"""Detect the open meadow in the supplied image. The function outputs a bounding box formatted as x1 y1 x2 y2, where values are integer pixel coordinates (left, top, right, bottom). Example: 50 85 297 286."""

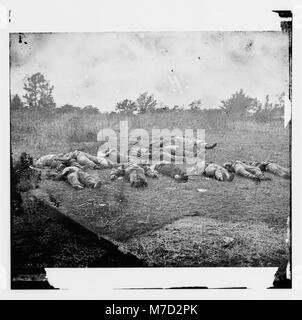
11 109 291 267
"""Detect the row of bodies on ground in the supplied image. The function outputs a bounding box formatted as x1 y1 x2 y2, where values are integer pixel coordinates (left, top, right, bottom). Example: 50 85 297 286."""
27 136 290 190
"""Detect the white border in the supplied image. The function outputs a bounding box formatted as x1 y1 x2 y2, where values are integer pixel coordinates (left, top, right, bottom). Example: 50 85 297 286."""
1 0 302 300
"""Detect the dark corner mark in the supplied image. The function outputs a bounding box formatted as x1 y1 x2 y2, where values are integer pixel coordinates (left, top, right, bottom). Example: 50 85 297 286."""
12 281 57 290
272 10 292 18
273 10 293 41
270 264 292 289
18 33 27 45
11 268 57 290
272 10 293 36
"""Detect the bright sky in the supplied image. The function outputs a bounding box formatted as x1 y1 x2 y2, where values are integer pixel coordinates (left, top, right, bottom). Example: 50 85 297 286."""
10 31 289 111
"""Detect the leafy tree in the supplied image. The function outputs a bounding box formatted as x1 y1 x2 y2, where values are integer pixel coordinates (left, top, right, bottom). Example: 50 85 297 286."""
11 94 24 111
154 102 170 113
55 104 81 114
248 97 262 114
81 105 100 114
264 94 273 111
189 99 202 110
275 92 285 116
253 93 285 122
108 111 117 116
23 72 56 111
172 105 183 111
115 99 137 115
219 89 255 121
136 92 157 114
157 106 170 112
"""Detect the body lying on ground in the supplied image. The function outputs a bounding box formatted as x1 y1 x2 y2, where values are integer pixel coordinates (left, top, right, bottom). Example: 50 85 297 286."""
150 162 188 182
203 163 235 181
35 154 63 167
35 150 113 170
249 161 290 179
98 137 217 164
148 135 217 149
223 160 271 181
110 162 188 187
110 163 153 188
55 166 102 190
148 138 217 160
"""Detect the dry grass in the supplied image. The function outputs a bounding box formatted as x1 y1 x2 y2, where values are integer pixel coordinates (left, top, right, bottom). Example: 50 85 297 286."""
11 109 226 159
125 217 287 267
11 109 290 267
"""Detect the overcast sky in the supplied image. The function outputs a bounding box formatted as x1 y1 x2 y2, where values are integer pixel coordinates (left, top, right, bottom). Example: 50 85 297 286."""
10 31 289 111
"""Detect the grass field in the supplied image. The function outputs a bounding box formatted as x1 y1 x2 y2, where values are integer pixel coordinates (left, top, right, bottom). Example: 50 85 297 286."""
11 110 290 268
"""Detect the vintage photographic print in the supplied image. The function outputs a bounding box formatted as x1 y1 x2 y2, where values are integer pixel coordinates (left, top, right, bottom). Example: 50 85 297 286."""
9 12 292 289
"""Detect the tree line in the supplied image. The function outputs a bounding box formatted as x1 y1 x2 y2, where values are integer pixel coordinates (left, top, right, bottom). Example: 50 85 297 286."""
11 72 285 122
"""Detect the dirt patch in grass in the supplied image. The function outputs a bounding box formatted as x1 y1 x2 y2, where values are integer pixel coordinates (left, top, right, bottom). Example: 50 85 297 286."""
124 216 288 267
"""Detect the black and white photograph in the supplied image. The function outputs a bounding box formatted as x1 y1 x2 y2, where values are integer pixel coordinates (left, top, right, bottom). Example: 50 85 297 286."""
1 0 301 298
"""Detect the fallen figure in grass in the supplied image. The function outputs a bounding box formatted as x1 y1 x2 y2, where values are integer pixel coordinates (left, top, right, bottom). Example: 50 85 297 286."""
248 161 290 179
146 161 234 183
203 162 235 182
110 162 189 187
150 163 188 182
35 150 114 170
54 166 102 190
110 163 156 188
223 160 271 181
35 149 189 188
98 137 218 164
35 151 105 189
